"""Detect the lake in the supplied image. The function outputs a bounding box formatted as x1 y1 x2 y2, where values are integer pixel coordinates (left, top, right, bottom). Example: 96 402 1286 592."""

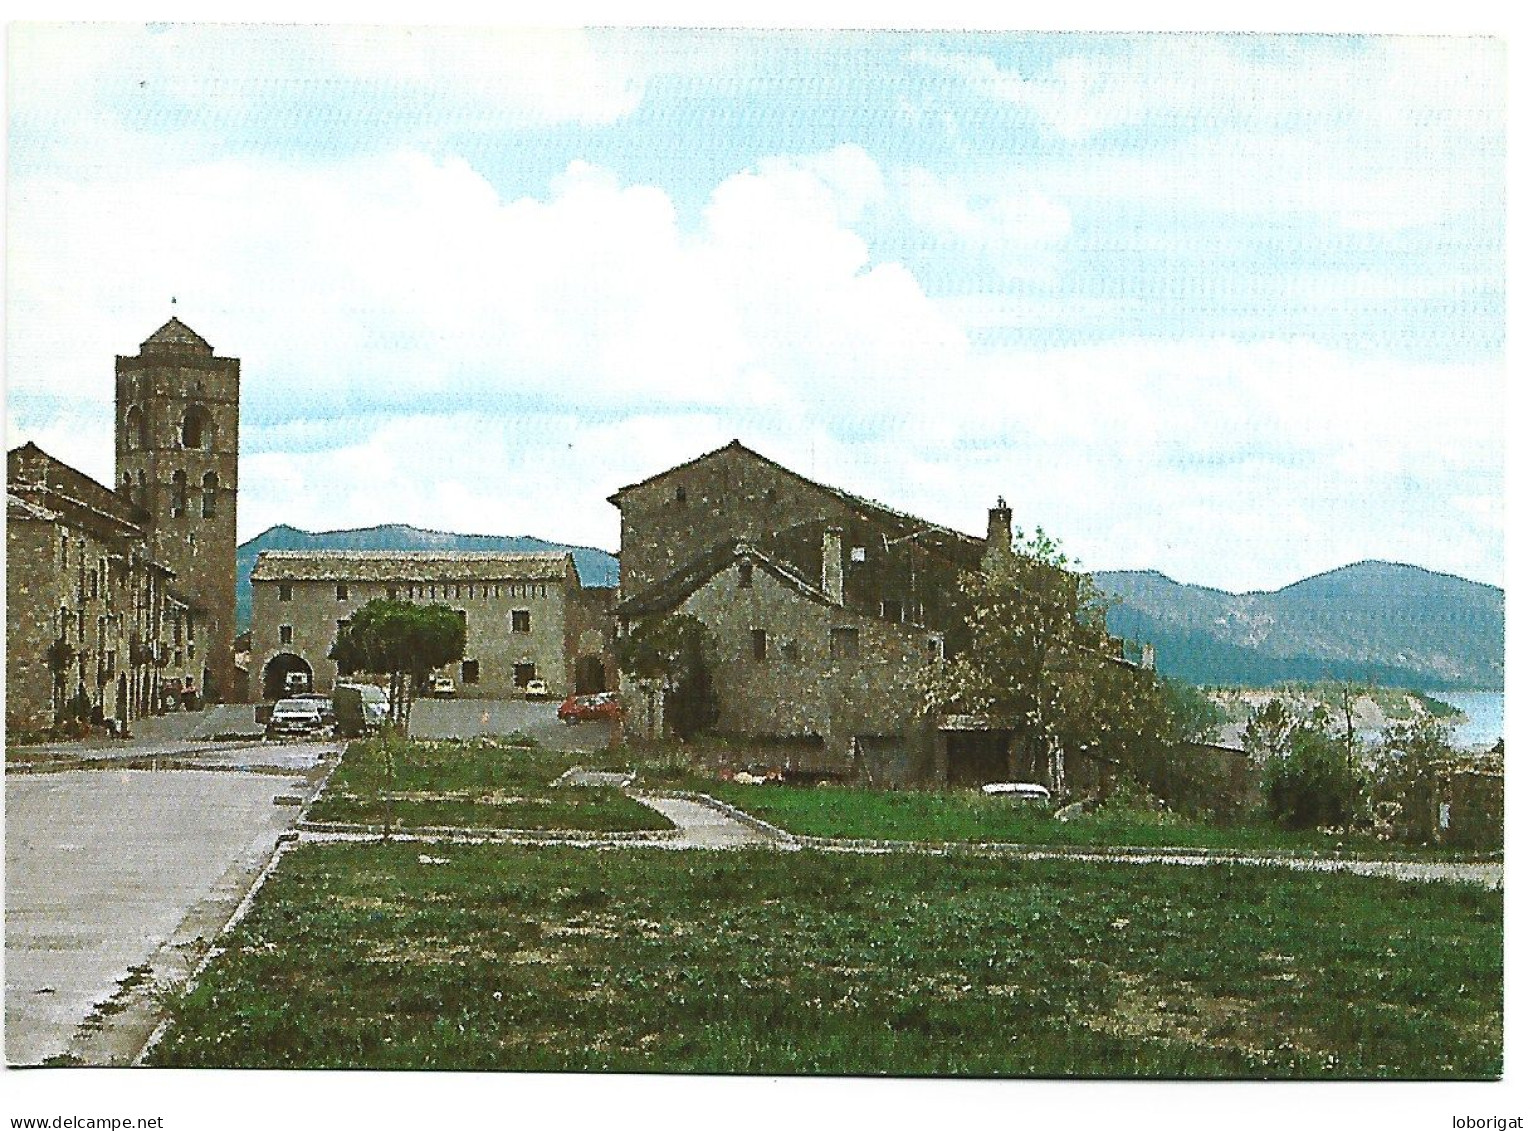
1435 690 1504 748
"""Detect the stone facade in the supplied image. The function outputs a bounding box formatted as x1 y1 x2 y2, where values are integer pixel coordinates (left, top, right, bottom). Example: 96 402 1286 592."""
609 440 1005 643
249 551 582 699
611 440 1014 783
669 546 944 785
115 317 240 701
5 451 207 735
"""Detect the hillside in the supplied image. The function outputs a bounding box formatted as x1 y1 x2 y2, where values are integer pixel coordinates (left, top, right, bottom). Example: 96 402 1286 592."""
1095 561 1503 690
236 524 619 631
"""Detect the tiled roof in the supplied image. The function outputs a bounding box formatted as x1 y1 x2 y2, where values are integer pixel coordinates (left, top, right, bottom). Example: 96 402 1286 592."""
8 491 59 522
607 439 985 549
616 541 836 620
251 550 574 584
142 316 212 352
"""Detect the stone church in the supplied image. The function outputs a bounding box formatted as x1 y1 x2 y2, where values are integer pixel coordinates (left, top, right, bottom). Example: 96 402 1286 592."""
6 318 239 733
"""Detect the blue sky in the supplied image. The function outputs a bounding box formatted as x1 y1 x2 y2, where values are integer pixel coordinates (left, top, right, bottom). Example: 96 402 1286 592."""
6 25 1505 591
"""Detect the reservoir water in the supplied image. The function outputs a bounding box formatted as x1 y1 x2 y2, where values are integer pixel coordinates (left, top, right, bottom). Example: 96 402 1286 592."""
1435 691 1504 748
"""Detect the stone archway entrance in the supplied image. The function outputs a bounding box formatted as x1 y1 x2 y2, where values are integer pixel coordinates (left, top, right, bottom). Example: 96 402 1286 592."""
262 653 313 700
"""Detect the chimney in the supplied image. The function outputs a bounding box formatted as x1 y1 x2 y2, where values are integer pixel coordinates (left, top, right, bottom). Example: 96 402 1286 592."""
822 527 844 606
985 496 1013 560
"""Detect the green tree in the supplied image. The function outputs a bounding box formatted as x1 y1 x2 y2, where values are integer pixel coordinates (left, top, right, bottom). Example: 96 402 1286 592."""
616 613 718 741
1245 699 1362 830
1369 717 1454 842
329 599 467 730
923 527 1186 794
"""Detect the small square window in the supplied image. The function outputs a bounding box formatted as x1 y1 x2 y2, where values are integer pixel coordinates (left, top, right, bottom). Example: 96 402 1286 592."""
279 625 293 645
336 583 349 601
462 659 480 684
279 583 292 602
750 629 767 662
512 609 531 633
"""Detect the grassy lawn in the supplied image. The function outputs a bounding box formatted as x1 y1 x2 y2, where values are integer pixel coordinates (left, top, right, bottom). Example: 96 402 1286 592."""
691 780 1490 859
147 842 1501 1077
308 737 671 834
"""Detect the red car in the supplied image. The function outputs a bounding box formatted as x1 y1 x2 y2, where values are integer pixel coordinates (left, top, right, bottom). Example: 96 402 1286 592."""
557 692 624 724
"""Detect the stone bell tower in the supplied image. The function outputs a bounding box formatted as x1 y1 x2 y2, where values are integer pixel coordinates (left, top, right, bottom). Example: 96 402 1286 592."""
115 317 239 701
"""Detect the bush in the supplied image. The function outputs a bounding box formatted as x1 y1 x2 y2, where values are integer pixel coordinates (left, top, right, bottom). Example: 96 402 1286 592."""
1262 722 1363 831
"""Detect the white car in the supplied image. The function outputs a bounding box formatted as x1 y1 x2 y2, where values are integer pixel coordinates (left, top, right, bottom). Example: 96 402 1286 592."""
524 678 550 700
268 698 325 737
430 675 456 699
980 782 1052 802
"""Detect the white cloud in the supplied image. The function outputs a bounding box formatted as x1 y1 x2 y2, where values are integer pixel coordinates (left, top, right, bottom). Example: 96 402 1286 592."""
917 36 1503 232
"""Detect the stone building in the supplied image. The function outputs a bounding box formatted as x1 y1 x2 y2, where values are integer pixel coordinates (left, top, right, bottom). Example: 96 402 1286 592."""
609 440 1004 646
248 550 586 699
610 441 1014 784
6 446 208 735
114 317 240 701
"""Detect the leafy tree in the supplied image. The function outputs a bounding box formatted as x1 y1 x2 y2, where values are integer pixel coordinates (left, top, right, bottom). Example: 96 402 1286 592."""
329 599 466 730
616 613 718 741
1245 699 1363 830
923 527 1198 796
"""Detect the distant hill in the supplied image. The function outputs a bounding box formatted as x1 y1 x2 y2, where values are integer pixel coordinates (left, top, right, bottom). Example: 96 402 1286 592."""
1094 561 1503 690
236 523 619 631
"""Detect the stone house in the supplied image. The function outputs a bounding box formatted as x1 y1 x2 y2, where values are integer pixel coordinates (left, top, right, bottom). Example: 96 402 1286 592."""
6 445 208 735
610 441 1014 784
620 536 946 784
248 550 585 699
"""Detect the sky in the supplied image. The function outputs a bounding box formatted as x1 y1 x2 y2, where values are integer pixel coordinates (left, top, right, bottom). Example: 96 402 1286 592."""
5 24 1506 593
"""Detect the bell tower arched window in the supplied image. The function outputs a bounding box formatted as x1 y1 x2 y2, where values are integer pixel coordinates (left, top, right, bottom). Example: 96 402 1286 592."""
181 405 212 451
124 405 147 450
201 471 218 518
170 471 188 518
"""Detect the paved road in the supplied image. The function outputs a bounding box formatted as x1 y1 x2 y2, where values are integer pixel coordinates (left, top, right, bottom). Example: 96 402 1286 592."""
4 741 334 1065
409 697 613 751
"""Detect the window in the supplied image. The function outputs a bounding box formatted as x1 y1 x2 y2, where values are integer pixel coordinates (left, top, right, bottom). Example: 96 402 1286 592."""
751 629 767 662
783 639 800 662
738 561 754 588
279 583 292 602
674 485 687 504
462 659 480 684
512 609 531 633
201 472 218 518
181 405 212 450
831 627 860 660
279 625 293 645
170 471 188 518
124 405 146 450
60 534 69 568
513 663 536 688
336 583 349 601
928 637 944 662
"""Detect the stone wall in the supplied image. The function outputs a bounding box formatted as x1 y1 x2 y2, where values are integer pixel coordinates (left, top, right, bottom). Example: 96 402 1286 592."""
677 556 941 783
250 569 577 700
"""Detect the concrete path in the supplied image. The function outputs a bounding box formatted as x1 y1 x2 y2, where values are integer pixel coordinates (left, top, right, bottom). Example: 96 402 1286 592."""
4 743 335 1065
632 794 789 849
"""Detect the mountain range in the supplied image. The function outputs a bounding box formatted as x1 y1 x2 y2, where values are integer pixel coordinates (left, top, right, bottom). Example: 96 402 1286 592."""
1094 561 1503 690
236 526 1502 690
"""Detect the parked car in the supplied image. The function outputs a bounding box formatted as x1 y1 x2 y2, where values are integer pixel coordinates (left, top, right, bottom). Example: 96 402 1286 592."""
267 697 325 737
333 683 389 736
980 782 1052 803
430 675 456 699
523 678 551 700
557 692 623 724
283 670 311 696
293 693 335 727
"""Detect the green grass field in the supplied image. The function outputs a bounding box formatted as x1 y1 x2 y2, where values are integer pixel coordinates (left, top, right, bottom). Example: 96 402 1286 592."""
693 781 1483 859
308 737 671 833
148 843 1501 1077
